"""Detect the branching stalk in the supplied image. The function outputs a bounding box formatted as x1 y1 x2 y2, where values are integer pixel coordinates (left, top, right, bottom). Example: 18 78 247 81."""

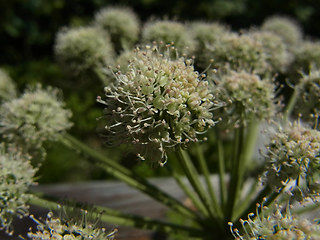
61 134 197 220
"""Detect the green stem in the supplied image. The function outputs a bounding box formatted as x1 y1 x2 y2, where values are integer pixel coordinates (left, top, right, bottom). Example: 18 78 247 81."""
232 180 259 220
217 137 226 211
283 87 299 123
225 126 244 221
176 148 217 221
61 134 196 220
28 193 203 237
195 143 222 218
169 166 209 217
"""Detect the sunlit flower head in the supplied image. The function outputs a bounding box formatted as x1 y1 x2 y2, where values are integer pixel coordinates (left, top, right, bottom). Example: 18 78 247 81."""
98 45 218 165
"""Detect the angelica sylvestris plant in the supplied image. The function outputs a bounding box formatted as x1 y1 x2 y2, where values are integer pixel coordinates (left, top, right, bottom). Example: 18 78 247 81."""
0 144 37 235
2 6 320 240
97 45 217 165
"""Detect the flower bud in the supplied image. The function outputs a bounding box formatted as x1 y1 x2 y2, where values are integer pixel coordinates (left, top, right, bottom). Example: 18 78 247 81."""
142 20 196 56
94 6 140 52
55 26 114 77
0 85 72 158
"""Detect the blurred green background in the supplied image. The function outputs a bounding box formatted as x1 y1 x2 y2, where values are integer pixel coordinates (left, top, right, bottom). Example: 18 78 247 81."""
1 0 319 183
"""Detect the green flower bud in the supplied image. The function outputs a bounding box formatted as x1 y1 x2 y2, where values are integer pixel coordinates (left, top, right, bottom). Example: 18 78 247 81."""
261 15 302 50
55 26 114 77
0 144 36 235
188 21 230 69
263 122 320 201
94 6 140 52
230 202 320 239
0 85 73 158
28 211 117 239
0 69 16 101
248 30 291 73
142 20 196 56
212 70 276 128
98 45 217 165
208 32 268 74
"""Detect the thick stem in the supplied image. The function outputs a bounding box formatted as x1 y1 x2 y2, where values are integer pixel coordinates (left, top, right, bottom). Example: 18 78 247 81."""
168 164 209 217
283 87 299 123
225 126 244 221
176 148 219 224
195 143 222 218
217 137 227 211
61 134 197 220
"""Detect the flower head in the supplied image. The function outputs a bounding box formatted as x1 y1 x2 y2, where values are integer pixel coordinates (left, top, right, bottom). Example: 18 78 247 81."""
28 210 117 240
0 85 72 158
229 202 320 240
0 69 16 101
263 122 320 201
248 30 291 73
94 6 140 52
261 15 302 49
207 32 268 74
212 70 276 128
188 21 230 69
0 144 36 235
98 45 217 165
142 20 196 55
55 26 114 77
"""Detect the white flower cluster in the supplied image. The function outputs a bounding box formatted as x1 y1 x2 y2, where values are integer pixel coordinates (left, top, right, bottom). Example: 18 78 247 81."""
0 85 72 159
0 144 36 235
263 122 320 201
28 211 117 240
98 45 217 164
